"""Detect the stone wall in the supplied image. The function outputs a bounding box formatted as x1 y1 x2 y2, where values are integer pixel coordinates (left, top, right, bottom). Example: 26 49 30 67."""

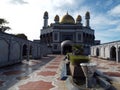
0 32 48 67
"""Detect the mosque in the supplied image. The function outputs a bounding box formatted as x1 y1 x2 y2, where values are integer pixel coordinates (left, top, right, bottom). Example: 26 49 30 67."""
40 11 99 55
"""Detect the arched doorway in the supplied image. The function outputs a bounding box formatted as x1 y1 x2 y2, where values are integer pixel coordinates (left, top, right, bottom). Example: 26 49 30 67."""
110 46 116 61
29 46 33 59
61 40 73 55
118 47 120 62
22 44 27 59
63 45 72 55
96 48 99 56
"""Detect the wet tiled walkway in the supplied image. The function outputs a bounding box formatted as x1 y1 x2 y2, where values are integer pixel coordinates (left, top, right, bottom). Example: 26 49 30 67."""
91 57 120 89
1 55 120 90
0 55 67 90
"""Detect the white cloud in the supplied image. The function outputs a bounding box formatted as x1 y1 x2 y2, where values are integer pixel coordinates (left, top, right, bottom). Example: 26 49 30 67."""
10 0 28 4
0 0 85 40
90 13 120 31
109 24 120 32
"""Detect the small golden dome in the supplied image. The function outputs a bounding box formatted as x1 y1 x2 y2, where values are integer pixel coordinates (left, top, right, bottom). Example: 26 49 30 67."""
76 15 82 21
61 13 75 24
54 15 59 21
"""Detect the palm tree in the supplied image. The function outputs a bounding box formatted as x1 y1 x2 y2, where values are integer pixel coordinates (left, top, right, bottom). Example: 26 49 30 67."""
0 18 11 32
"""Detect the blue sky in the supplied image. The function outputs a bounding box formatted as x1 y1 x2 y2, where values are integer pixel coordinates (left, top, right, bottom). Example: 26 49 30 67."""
0 0 120 43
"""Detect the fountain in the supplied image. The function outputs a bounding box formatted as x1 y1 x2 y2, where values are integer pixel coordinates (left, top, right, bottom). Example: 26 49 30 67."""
80 63 97 88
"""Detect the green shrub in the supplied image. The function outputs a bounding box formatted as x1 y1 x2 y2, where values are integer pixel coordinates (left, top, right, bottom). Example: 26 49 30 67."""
69 54 89 65
72 44 84 55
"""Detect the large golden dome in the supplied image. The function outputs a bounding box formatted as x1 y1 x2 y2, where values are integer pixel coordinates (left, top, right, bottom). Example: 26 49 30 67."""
60 13 75 24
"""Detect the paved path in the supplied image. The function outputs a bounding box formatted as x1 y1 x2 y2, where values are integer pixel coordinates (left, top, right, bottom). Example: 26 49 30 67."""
1 55 120 90
0 55 67 90
90 57 120 89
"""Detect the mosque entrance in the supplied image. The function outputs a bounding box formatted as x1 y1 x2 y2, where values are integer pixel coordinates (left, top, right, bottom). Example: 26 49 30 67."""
63 45 72 55
110 46 116 61
61 40 73 55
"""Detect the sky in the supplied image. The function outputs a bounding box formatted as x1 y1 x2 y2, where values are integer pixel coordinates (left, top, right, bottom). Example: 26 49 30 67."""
0 0 120 43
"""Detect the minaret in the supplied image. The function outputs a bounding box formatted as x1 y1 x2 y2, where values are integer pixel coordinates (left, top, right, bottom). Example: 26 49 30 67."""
85 11 90 28
43 11 49 28
54 15 59 23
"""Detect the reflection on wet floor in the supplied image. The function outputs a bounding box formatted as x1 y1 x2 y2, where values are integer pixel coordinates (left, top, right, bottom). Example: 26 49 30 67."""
0 55 56 89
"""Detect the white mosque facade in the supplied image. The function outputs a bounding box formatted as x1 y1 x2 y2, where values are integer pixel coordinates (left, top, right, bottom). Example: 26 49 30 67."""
40 11 98 55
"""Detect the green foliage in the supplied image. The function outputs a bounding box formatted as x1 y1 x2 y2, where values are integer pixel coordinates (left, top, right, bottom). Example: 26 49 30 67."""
15 33 28 40
69 54 89 65
0 18 11 32
72 44 84 55
0 18 8 24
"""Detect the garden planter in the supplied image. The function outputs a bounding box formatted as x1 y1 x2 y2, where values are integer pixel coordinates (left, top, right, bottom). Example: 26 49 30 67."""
69 63 85 80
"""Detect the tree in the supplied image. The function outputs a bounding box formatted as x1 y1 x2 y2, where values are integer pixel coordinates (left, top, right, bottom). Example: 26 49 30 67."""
15 33 28 40
0 18 11 32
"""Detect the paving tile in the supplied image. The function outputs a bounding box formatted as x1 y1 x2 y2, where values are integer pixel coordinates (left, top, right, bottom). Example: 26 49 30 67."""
2 70 24 76
103 71 120 77
45 65 59 69
19 81 54 90
97 67 109 69
49 62 60 65
0 80 4 86
37 71 56 76
16 76 29 80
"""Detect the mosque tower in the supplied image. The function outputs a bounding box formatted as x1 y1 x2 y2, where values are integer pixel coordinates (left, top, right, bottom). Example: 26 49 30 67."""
43 11 49 28
85 11 90 28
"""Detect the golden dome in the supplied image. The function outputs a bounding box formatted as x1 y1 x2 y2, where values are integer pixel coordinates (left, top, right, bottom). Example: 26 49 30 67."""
54 15 59 21
76 15 82 21
60 13 75 24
